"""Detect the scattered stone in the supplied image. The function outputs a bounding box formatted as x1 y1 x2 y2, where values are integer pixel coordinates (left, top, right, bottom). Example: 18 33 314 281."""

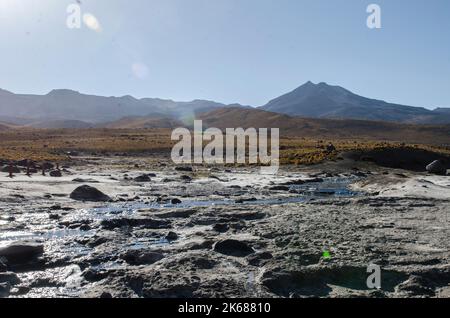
72 178 99 183
396 275 435 296
42 162 54 170
269 186 290 191
212 223 229 233
175 166 193 172
1 166 20 173
213 239 254 257
49 170 62 177
70 185 111 202
134 174 152 182
165 232 178 241
235 198 257 204
426 160 447 175
120 250 164 265
326 143 336 152
171 198 182 205
247 252 273 266
0 282 10 297
0 257 7 272
100 292 113 298
0 272 20 285
0 242 44 265
180 175 192 182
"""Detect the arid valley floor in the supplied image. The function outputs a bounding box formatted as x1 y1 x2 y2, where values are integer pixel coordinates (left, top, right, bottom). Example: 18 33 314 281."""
0 130 449 298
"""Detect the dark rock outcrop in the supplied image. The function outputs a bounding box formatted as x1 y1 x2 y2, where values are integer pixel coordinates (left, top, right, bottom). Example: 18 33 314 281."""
70 185 111 202
426 160 447 175
0 242 44 265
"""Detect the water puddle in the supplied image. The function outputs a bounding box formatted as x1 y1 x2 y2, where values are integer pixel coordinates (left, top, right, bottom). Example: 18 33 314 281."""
88 176 361 214
0 177 362 246
0 229 91 243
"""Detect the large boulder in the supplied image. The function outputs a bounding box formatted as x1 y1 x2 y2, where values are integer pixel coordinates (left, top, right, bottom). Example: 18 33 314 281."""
213 239 254 257
70 185 111 202
49 170 62 177
0 242 44 265
134 174 152 182
426 160 447 175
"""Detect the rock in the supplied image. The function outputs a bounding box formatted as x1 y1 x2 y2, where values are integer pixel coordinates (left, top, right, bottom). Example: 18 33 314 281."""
1 166 20 173
134 174 152 182
67 151 79 157
213 239 254 257
235 198 257 204
0 282 11 297
0 257 7 272
175 166 193 172
42 162 54 170
269 186 290 191
171 198 182 205
120 250 164 265
247 252 273 266
326 143 336 152
49 214 60 220
0 272 20 285
72 178 99 183
396 275 435 296
212 223 229 233
49 170 62 177
186 240 214 250
100 292 113 298
0 242 44 265
180 175 192 182
16 159 36 168
82 268 111 282
426 160 447 175
165 232 178 241
70 185 111 202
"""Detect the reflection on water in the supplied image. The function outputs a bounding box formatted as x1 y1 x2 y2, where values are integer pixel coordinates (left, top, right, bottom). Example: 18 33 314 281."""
0 177 362 245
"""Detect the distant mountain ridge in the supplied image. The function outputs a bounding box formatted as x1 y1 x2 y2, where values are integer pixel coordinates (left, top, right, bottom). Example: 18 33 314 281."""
260 81 450 124
0 82 449 128
0 89 241 125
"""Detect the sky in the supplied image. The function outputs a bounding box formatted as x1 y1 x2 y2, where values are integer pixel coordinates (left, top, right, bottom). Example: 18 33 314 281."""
0 0 449 109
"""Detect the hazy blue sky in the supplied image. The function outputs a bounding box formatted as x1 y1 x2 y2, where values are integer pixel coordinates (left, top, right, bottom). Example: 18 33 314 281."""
0 0 449 108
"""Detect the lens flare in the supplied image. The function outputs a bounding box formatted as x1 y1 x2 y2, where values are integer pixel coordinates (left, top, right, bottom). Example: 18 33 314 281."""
131 63 149 79
83 13 101 32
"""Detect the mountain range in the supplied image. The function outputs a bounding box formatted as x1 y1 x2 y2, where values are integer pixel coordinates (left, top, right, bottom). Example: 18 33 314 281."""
0 82 449 129
260 82 450 124
0 88 239 127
